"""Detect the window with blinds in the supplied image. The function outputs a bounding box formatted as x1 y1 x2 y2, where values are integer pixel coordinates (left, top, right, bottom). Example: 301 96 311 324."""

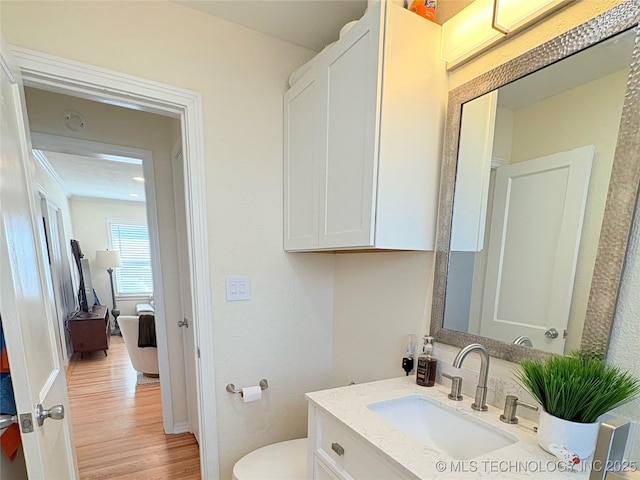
108 220 153 296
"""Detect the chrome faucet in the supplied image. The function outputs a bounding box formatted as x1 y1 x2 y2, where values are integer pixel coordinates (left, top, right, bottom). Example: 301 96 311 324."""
513 335 533 347
453 343 490 411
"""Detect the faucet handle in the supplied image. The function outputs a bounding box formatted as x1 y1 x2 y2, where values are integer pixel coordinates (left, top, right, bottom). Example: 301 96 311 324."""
499 395 538 424
442 373 463 401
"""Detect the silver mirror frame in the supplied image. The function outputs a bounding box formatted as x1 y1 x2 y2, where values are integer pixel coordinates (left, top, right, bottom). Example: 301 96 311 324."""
431 1 640 362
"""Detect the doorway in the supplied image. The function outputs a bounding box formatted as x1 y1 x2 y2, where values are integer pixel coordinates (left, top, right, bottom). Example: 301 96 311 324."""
24 86 201 474
11 46 218 477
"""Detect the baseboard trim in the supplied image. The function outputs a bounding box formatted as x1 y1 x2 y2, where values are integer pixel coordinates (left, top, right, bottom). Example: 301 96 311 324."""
172 422 191 435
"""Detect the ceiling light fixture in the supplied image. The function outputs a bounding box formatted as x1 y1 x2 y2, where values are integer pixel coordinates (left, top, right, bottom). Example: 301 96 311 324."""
129 193 139 197
132 176 145 182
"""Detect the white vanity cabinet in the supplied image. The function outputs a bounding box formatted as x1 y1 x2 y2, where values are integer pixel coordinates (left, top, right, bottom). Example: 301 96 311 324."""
284 1 446 252
308 404 413 480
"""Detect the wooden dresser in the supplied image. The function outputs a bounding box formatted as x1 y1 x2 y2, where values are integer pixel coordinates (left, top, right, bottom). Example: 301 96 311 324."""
68 305 110 357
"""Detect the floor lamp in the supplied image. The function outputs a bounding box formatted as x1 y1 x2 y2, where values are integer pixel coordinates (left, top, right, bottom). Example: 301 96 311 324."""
96 249 122 335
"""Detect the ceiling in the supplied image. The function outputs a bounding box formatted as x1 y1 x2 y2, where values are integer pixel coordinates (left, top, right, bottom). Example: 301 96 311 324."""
37 150 146 202
173 0 368 51
498 28 635 110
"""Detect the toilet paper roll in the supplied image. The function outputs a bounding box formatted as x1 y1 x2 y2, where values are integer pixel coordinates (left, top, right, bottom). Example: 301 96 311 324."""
242 386 262 403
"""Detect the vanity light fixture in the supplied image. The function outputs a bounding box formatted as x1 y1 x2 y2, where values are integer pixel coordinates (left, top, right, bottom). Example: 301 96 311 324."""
492 0 573 34
441 0 505 65
132 176 144 182
441 0 573 66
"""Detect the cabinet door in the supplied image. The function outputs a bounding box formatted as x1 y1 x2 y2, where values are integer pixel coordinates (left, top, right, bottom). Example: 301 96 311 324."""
450 91 498 252
284 75 321 250
319 15 382 249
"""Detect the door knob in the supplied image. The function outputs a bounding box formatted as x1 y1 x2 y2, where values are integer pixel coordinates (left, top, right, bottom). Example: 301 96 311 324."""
0 414 17 430
178 318 189 328
545 328 559 339
36 403 65 426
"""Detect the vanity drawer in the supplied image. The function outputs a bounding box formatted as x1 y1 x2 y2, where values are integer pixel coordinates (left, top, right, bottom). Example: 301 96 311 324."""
315 411 404 479
313 456 342 480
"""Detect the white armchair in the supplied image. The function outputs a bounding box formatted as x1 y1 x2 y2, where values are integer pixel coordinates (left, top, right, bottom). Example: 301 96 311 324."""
118 315 159 377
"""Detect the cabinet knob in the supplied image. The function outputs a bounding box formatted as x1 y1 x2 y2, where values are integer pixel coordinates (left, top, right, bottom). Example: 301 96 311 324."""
331 442 345 456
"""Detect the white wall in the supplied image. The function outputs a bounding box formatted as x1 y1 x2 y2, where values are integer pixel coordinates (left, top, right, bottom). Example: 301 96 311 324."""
492 106 514 161
1 3 335 477
332 252 433 385
608 195 640 461
68 197 148 316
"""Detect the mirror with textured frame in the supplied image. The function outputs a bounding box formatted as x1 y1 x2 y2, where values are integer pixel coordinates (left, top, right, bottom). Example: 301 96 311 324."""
431 1 640 362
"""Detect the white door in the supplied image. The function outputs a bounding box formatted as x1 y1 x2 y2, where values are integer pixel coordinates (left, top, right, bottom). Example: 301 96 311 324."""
479 146 593 353
0 40 78 478
172 146 200 443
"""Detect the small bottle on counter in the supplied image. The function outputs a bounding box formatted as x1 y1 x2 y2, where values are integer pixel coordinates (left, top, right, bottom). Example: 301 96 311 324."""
416 336 437 387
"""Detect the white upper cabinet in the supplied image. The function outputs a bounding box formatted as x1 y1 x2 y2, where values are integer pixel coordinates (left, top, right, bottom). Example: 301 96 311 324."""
284 1 446 251
450 91 498 252
285 75 322 250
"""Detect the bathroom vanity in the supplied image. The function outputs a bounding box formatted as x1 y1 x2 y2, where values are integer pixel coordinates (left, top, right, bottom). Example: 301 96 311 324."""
306 377 591 480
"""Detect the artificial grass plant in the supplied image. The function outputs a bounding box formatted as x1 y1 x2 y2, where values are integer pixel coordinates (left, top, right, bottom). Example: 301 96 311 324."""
515 352 640 424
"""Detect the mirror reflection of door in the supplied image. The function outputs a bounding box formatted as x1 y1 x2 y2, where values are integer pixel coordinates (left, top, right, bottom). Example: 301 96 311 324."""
442 28 634 354
478 147 593 354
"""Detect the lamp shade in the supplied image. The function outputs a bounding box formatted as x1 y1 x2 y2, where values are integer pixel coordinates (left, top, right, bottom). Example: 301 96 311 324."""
95 250 122 269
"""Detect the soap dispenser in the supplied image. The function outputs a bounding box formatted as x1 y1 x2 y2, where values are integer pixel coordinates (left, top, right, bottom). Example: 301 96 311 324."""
402 334 416 376
416 336 437 387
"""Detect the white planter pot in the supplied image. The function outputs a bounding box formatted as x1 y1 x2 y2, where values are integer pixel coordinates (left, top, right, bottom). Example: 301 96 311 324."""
537 410 600 459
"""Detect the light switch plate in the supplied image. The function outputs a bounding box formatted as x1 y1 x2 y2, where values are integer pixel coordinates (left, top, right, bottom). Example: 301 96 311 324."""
225 276 250 301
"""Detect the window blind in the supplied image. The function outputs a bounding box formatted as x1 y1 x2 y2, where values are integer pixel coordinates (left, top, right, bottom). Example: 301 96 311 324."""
109 222 153 295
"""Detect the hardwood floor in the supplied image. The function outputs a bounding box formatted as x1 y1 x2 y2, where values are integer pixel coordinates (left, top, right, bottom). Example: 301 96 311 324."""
66 336 200 479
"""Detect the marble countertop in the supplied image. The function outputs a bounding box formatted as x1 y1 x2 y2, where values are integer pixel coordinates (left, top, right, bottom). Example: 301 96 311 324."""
306 376 592 479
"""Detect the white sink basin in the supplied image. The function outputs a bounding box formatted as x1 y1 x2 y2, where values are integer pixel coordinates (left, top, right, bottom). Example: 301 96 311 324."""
368 395 517 460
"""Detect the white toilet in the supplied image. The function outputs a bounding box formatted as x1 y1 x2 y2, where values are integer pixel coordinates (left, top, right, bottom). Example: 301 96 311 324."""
232 438 307 480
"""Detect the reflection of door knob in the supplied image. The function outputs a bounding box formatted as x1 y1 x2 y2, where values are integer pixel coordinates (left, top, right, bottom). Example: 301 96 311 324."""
36 403 65 426
545 328 559 339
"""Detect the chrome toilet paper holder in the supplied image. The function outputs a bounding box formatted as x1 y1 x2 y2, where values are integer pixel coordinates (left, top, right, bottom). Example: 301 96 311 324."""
226 379 269 397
